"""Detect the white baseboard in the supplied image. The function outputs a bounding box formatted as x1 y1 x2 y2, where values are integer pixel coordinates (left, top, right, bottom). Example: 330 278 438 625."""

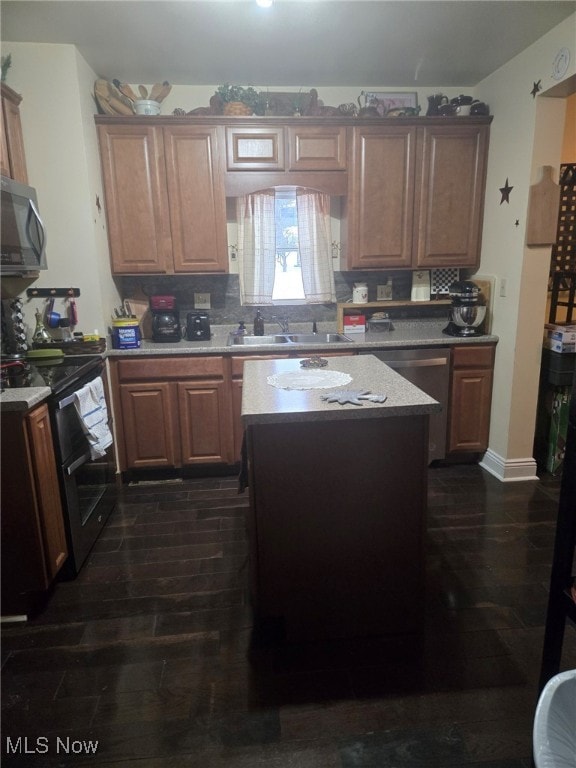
479 449 539 482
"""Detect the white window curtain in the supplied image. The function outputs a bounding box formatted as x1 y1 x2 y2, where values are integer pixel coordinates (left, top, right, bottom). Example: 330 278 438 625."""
236 188 336 305
236 190 276 306
296 189 336 303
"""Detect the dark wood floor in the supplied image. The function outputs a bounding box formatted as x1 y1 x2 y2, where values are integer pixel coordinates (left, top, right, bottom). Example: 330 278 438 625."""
2 464 575 767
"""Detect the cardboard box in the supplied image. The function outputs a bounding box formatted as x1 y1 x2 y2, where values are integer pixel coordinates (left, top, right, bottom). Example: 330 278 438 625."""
343 314 366 333
543 324 576 354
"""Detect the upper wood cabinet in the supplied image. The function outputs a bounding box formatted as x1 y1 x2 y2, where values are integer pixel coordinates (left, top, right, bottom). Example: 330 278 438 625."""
1 82 28 183
288 125 347 171
226 126 285 170
415 123 489 268
97 123 227 274
346 120 490 270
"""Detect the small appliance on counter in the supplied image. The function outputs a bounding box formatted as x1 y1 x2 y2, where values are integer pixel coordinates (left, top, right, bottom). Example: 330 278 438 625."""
186 312 211 341
150 295 181 343
443 280 487 337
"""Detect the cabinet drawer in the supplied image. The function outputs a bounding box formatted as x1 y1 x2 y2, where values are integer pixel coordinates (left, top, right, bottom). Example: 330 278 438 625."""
226 127 285 170
452 345 495 369
288 126 347 171
117 356 225 381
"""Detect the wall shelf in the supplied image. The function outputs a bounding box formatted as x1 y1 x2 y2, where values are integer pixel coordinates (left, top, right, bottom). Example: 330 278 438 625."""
336 300 451 332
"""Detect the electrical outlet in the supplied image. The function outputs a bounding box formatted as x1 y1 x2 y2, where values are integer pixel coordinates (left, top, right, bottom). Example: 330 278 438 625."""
194 292 211 309
377 283 393 301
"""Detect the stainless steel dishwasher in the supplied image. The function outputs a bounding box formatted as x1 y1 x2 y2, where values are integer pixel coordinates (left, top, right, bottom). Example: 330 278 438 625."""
361 348 450 462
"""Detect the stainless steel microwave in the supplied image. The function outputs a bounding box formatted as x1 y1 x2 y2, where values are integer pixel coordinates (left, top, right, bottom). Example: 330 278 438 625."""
1 175 47 274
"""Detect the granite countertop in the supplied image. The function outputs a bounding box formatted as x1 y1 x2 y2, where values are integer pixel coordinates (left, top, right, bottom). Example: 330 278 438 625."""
241 355 442 426
1 319 498 412
106 319 498 356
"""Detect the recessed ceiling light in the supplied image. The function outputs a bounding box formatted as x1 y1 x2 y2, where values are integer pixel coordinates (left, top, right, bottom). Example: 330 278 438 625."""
256 0 273 7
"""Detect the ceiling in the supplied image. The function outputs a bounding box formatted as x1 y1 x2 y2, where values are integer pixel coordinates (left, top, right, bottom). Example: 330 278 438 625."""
1 0 575 88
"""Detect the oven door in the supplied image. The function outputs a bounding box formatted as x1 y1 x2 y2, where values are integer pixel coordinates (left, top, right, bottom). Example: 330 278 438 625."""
59 444 115 578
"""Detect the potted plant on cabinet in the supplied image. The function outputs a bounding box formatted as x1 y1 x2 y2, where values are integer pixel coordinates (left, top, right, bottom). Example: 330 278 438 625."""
215 84 264 115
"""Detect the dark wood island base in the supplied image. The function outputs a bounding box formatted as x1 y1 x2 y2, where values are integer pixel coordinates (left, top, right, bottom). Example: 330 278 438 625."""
242 356 440 643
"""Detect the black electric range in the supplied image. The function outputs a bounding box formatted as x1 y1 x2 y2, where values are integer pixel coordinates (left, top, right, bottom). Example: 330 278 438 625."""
1 355 103 394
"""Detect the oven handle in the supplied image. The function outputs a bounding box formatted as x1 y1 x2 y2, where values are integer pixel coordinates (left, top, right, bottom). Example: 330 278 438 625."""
67 452 91 475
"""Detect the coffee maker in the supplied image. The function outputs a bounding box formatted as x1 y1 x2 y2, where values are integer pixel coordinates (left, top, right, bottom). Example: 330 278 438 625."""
443 281 487 337
150 295 181 343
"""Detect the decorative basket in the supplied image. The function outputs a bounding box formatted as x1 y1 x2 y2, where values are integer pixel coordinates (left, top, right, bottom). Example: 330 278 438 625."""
223 101 253 116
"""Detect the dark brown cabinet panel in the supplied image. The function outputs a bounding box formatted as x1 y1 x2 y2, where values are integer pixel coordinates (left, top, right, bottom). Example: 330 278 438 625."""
448 344 495 453
1 404 67 615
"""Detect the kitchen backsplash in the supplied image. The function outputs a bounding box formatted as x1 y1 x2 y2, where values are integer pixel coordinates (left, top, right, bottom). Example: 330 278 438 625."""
121 269 462 326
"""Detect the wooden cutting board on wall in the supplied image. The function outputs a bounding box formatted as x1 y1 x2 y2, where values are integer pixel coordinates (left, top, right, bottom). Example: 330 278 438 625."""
526 166 560 246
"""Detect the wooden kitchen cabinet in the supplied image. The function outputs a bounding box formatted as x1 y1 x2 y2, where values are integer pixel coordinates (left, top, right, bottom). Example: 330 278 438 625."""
225 124 347 172
1 403 68 615
448 344 495 453
111 356 233 471
97 123 227 274
1 82 28 183
346 119 490 270
415 123 489 268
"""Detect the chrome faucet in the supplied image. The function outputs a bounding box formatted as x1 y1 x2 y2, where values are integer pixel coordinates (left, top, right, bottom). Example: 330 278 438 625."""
272 316 290 333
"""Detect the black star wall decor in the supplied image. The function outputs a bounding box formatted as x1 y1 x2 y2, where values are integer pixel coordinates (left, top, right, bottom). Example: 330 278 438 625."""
500 178 513 204
531 80 542 98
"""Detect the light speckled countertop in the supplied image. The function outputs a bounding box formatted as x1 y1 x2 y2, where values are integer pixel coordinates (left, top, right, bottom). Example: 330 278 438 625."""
105 319 497 356
1 319 497 412
241 355 442 425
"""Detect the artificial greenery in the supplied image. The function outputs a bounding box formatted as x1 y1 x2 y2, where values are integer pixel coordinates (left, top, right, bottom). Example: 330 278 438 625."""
1 54 12 82
215 84 264 113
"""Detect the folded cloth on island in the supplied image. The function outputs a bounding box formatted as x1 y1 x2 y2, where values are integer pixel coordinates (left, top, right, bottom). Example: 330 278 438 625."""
73 376 113 459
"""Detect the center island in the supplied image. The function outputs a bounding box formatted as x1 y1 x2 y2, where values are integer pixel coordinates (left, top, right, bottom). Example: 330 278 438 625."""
241 354 441 643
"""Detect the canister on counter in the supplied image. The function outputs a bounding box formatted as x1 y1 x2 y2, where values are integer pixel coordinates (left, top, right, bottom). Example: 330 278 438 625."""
112 318 141 349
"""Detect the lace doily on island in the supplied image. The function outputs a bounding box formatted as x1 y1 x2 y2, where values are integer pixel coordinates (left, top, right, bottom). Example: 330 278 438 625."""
267 369 353 391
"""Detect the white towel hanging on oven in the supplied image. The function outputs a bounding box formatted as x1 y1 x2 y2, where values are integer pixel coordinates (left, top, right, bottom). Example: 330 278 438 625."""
73 376 113 459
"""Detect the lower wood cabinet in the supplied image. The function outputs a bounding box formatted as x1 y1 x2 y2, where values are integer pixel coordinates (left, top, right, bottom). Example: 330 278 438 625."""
1 403 68 615
111 356 233 470
448 344 495 453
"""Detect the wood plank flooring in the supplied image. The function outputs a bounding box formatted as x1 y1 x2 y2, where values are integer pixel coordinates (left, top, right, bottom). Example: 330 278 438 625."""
2 464 575 767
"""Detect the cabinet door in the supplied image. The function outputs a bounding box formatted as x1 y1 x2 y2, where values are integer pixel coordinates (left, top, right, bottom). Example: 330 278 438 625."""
225 126 285 170
347 125 416 269
415 124 489 268
26 405 68 579
177 380 233 464
448 345 495 453
120 382 177 468
97 124 171 274
1 84 28 183
163 126 228 273
288 126 347 171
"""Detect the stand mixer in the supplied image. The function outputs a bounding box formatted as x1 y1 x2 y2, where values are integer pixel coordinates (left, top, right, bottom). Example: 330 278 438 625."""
443 281 487 337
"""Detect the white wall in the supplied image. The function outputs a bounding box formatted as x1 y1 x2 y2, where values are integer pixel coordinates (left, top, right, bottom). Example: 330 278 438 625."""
475 14 575 480
1 42 121 338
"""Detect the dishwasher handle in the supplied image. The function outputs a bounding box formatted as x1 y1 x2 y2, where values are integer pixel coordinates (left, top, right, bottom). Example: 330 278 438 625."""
383 357 449 369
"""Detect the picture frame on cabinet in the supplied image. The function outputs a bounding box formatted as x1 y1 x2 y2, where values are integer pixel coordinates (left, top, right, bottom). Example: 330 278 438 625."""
363 91 418 116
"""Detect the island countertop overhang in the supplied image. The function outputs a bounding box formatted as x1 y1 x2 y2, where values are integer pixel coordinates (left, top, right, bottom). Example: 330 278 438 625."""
241 354 441 426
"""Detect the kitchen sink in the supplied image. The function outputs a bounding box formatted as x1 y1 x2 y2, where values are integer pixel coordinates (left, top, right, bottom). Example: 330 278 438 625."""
227 332 353 346
284 333 353 344
228 334 292 345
